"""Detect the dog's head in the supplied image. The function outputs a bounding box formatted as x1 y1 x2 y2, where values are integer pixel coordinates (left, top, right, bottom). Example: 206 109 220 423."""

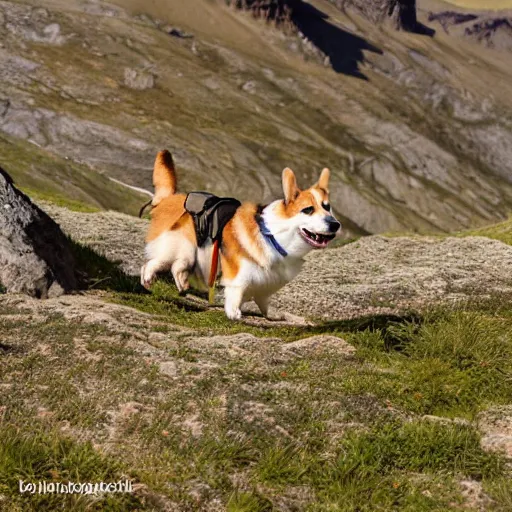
266 167 341 256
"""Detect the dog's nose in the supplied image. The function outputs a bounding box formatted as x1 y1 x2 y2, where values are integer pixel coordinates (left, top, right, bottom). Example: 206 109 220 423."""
326 216 341 233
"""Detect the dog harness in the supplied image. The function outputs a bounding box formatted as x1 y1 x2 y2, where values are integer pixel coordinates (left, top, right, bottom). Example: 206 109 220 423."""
255 214 288 258
140 194 287 302
185 192 241 303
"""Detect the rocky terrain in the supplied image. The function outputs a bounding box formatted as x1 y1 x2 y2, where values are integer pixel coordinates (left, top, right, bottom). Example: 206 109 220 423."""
0 167 77 298
0 0 511 234
39 201 512 320
1 200 512 510
1 0 512 509
427 4 512 52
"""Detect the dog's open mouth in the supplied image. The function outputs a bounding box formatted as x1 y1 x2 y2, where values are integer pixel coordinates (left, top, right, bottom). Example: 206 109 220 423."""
300 228 336 248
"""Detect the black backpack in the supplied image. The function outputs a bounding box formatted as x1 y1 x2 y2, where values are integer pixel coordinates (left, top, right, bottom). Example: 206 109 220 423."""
184 192 241 247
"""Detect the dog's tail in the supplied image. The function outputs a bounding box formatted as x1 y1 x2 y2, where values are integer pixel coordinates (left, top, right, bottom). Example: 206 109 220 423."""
152 150 177 206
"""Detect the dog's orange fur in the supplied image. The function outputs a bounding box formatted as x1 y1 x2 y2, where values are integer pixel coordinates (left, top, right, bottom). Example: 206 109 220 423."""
274 167 330 218
275 189 328 218
141 151 336 318
146 193 196 243
152 150 177 205
220 203 265 280
146 150 196 245
279 167 331 218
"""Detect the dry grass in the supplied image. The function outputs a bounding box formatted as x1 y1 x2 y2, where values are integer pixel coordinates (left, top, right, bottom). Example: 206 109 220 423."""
459 216 512 245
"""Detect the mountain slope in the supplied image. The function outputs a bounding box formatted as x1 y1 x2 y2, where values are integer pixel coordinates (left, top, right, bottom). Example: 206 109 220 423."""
1 0 512 233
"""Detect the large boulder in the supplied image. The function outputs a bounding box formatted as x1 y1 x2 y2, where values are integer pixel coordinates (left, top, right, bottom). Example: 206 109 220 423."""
0 167 77 297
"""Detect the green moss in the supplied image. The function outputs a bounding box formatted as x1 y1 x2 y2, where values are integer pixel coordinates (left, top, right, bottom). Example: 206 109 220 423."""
0 134 147 216
20 187 100 213
459 216 512 246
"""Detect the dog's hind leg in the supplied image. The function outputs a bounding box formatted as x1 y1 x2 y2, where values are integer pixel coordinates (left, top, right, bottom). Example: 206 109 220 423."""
142 230 195 291
224 286 245 320
141 259 169 289
171 259 191 295
254 293 285 321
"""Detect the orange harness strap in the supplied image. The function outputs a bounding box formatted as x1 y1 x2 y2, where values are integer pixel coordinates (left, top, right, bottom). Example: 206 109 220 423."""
208 239 220 304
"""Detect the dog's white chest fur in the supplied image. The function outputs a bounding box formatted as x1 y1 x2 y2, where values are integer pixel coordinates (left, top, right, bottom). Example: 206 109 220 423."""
221 255 304 320
223 256 304 297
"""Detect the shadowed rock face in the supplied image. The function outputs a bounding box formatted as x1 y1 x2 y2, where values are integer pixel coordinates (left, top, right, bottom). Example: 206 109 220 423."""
228 0 297 26
327 0 433 34
465 17 512 51
230 0 432 36
228 1 429 78
427 9 512 53
230 0 422 30
0 167 77 298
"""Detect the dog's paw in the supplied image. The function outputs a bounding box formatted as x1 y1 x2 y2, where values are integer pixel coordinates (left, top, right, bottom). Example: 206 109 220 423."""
140 264 154 289
264 312 286 322
175 279 190 295
225 306 242 321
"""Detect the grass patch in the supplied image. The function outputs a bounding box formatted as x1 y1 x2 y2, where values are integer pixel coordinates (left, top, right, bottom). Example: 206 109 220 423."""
0 426 146 511
226 491 272 511
250 420 503 511
484 478 512 512
1 293 511 510
333 421 501 479
339 307 512 418
20 187 100 213
459 216 512 246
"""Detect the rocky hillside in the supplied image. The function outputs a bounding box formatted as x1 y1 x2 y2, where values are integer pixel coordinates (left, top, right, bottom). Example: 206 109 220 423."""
1 0 512 234
427 3 512 52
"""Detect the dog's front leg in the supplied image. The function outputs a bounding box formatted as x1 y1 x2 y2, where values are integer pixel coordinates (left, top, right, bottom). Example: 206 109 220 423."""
254 294 270 318
254 293 285 321
224 286 245 320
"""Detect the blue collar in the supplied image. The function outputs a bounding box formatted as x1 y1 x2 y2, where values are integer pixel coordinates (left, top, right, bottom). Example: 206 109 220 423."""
256 215 287 258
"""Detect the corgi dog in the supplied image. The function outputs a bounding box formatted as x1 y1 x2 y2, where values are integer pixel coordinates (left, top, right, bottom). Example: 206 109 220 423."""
141 150 341 320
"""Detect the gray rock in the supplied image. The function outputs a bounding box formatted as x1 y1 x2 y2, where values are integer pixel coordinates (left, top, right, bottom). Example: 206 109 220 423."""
478 406 512 459
242 80 256 94
123 68 155 90
0 167 76 298
272 235 512 320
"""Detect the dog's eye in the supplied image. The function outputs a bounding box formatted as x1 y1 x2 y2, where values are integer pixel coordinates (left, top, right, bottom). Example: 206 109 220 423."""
301 206 315 215
322 202 331 212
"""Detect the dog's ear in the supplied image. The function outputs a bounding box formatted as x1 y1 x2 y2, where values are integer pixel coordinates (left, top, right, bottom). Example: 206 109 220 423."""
282 167 299 204
317 168 330 192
